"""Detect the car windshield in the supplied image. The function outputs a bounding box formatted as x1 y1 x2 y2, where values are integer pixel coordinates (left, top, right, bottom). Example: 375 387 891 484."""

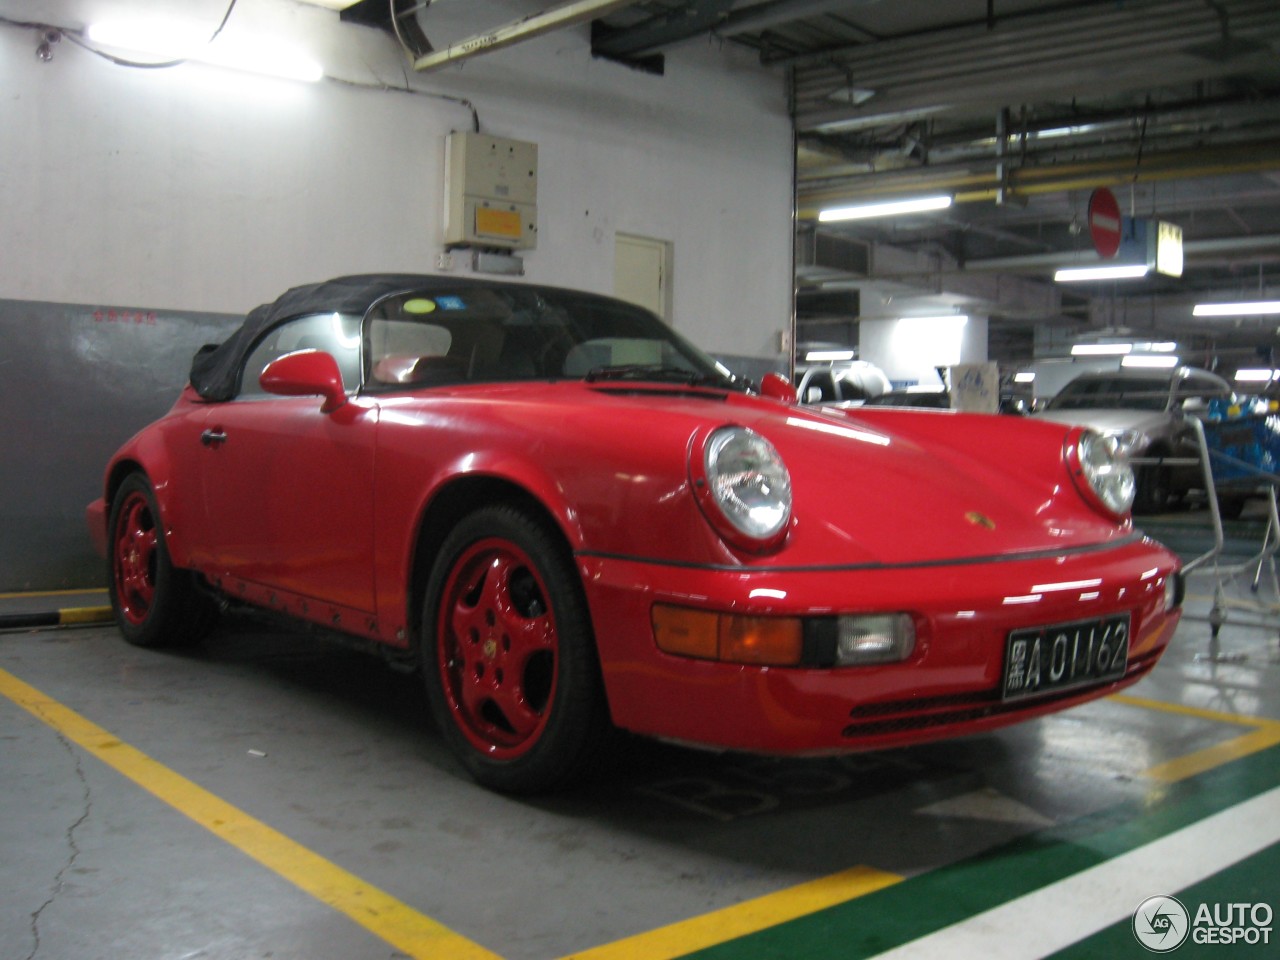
1046 376 1173 412
362 286 739 391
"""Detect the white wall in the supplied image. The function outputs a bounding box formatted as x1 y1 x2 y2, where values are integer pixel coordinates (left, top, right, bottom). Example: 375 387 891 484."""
0 0 793 360
860 315 989 386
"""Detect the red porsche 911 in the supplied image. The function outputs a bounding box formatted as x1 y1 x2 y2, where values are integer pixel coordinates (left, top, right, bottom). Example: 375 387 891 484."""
88 275 1183 793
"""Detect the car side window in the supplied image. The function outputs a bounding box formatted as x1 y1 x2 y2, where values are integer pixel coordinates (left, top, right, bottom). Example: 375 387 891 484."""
798 370 838 404
1049 379 1102 409
239 313 362 398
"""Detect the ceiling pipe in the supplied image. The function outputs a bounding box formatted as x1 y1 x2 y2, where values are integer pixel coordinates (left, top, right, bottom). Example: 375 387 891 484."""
796 139 1280 217
716 0 880 38
957 235 1280 274
789 0 1273 76
790 0 1280 132
413 0 639 72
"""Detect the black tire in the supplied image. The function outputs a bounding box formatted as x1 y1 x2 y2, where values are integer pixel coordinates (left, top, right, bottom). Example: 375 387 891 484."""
107 473 215 648
421 505 609 793
1133 459 1179 514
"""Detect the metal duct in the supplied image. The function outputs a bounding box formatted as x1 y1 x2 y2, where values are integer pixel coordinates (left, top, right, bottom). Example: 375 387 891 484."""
413 0 640 72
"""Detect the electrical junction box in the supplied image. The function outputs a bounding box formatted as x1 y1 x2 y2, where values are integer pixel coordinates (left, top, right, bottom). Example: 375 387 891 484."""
443 132 538 250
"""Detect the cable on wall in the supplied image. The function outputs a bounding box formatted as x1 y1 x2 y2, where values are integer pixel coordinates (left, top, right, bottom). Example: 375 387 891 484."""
0 6 480 132
0 0 239 69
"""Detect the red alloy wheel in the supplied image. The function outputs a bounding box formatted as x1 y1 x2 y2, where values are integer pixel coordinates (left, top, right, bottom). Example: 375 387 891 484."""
436 537 559 760
112 489 158 627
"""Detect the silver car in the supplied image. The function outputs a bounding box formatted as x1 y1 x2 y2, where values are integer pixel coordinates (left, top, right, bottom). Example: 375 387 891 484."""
1035 367 1232 512
793 348 891 405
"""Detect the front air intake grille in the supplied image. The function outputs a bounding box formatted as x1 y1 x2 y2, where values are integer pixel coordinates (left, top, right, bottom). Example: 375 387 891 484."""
841 648 1163 739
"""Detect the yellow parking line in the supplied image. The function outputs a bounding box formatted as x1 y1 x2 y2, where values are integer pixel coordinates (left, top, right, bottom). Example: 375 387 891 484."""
8 662 1264 960
558 864 903 960
570 697 1280 960
1111 693 1280 783
0 667 501 960
57 606 114 625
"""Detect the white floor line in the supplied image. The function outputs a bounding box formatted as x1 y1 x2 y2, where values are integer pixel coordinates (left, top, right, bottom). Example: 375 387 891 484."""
869 785 1280 960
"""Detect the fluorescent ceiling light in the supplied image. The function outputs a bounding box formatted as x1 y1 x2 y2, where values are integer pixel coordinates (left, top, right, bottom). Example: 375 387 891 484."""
1034 123 1100 140
1234 369 1279 382
1072 343 1132 356
1149 341 1178 352
1122 355 1179 368
1013 371 1036 383
87 20 323 82
1193 300 1280 317
819 195 952 222
902 314 968 324
805 349 855 362
88 20 210 56
1055 265 1150 282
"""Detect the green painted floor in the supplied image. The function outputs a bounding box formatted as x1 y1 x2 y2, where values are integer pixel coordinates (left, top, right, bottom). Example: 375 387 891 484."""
678 745 1279 959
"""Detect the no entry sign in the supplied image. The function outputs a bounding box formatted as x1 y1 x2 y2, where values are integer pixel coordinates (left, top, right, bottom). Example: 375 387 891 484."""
1088 188 1122 258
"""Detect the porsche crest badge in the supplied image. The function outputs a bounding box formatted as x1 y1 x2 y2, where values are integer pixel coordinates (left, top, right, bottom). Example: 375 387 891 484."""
965 511 996 530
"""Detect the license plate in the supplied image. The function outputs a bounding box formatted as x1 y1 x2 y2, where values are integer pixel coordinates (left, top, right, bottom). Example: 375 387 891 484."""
1002 614 1130 701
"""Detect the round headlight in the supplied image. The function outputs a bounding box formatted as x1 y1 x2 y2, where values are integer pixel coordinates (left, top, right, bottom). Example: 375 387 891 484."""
1073 429 1135 518
696 426 793 550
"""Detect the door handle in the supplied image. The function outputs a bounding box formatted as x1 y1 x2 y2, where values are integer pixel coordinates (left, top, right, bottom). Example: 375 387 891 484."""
201 428 227 447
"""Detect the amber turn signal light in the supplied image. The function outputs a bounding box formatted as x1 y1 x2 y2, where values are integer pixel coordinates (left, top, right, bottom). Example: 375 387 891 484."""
652 604 803 666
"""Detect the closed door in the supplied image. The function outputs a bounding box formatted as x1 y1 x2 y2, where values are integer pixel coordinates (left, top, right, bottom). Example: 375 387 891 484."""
614 233 671 322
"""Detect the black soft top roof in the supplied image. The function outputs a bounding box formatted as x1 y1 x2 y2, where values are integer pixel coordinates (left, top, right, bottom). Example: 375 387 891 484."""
189 274 481 401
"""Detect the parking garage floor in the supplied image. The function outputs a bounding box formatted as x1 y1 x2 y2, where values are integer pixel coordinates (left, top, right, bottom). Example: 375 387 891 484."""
2 521 1279 960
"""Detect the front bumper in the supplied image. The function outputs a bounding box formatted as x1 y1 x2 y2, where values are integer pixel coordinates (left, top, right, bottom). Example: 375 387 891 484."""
578 537 1181 754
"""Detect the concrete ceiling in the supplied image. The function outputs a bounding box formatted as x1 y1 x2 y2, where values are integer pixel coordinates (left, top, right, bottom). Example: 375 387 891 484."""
591 0 1280 370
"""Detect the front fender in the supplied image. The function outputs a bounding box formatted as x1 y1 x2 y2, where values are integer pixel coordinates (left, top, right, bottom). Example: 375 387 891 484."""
373 431 604 647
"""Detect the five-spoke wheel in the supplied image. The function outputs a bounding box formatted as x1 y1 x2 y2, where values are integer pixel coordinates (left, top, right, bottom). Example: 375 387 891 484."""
423 505 607 793
107 473 213 647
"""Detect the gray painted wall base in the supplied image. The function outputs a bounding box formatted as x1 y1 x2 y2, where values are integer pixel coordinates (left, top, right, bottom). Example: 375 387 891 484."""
1 297 783 593
1 298 238 591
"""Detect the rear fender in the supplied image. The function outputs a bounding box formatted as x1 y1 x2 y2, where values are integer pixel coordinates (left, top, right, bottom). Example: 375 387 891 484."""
99 423 202 571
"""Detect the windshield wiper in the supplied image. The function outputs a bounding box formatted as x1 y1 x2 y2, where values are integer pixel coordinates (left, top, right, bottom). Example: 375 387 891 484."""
584 364 724 387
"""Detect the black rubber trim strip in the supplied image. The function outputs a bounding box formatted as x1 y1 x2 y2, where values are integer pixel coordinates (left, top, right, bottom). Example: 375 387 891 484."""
0 612 59 629
577 531 1146 574
0 607 113 631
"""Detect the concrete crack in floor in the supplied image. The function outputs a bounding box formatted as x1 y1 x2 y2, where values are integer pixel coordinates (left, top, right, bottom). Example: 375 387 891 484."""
25 729 92 960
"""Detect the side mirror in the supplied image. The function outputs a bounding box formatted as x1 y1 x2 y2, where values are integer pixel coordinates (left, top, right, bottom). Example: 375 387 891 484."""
260 350 347 413
759 371 798 404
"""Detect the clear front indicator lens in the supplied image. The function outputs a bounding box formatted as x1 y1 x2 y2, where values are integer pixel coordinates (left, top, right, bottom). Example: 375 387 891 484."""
1077 430 1136 516
835 614 916 665
703 426 793 544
